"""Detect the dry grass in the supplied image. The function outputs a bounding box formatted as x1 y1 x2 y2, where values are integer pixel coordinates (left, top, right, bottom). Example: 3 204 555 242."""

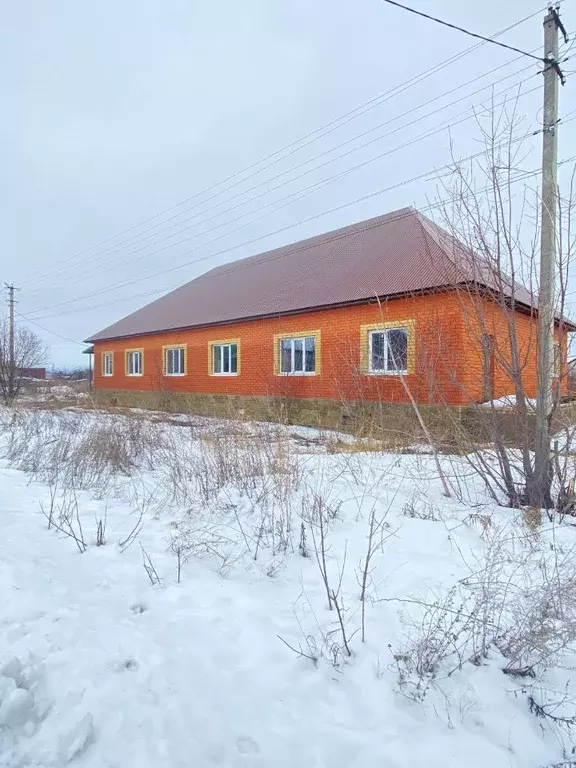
2 409 164 496
522 506 543 532
326 437 385 454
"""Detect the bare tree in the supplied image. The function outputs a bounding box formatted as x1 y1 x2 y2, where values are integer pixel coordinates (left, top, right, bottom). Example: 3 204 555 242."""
0 317 48 403
433 102 575 509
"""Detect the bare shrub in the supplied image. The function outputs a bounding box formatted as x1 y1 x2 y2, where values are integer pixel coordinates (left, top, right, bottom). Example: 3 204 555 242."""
295 477 358 660
390 521 576 702
463 511 493 537
140 544 162 586
357 502 396 643
156 421 306 566
390 586 487 702
168 519 239 577
170 532 184 583
402 493 439 521
95 507 107 546
433 104 576 510
64 416 163 496
301 485 341 610
40 485 87 553
279 585 356 670
39 477 59 530
298 521 308 558
119 480 164 551
158 421 301 507
2 409 163 497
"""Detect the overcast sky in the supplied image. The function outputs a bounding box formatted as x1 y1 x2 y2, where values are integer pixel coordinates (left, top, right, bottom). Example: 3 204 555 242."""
1 0 574 367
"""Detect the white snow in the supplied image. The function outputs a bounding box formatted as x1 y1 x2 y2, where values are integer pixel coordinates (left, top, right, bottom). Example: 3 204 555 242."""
0 407 575 767
480 394 538 409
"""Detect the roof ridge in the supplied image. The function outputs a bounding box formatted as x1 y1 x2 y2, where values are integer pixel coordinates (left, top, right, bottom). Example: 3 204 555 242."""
415 210 537 299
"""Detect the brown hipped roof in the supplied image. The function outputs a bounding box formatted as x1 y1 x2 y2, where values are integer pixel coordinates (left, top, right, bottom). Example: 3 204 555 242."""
86 207 562 342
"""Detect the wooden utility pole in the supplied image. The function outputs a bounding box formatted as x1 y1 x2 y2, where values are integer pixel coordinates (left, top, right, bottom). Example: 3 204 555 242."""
534 7 561 508
4 283 19 401
5 284 15 372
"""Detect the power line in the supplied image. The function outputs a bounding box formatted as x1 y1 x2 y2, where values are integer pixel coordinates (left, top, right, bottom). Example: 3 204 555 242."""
24 114 536 319
15 311 84 346
24 76 540 308
23 67 536 296
23 60 538 298
29 166 554 325
16 7 546 289
30 148 576 324
381 0 545 62
154 163 576 288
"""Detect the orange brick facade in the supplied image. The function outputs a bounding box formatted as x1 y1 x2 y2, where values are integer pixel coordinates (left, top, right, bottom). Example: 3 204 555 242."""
92 291 568 406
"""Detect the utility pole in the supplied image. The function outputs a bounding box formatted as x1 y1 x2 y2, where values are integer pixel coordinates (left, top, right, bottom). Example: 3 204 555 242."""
4 283 17 400
534 7 561 508
6 284 15 370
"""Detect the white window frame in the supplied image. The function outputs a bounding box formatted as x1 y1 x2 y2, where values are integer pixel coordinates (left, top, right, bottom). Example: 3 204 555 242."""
368 327 408 375
212 343 238 376
126 350 143 377
279 336 316 376
102 352 113 377
164 346 186 377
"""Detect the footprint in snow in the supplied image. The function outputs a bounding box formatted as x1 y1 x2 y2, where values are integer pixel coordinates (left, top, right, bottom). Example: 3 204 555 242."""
115 658 139 673
236 735 260 755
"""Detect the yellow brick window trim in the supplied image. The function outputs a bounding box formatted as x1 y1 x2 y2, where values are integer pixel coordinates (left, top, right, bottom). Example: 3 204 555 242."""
208 338 241 376
125 347 144 377
360 320 416 375
162 343 188 376
101 350 114 377
273 330 321 376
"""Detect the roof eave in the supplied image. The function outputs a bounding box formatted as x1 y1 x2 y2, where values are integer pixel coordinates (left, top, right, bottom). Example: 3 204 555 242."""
84 286 452 344
85 281 576 344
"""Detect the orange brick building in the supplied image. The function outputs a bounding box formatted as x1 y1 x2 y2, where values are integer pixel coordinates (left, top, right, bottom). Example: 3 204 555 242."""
87 208 573 407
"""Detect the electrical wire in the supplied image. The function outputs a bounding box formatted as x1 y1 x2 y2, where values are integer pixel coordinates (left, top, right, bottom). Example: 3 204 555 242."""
15 311 84 346
25 76 540 309
380 0 545 62
24 60 539 298
29 163 556 325
16 7 547 290
24 120 537 317
22 65 538 295
29 145 576 324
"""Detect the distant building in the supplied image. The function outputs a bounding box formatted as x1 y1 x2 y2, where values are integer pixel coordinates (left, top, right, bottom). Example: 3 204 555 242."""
19 367 46 380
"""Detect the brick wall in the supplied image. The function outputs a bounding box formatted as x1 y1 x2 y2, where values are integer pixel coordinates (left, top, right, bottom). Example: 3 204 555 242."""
91 291 569 406
456 292 568 402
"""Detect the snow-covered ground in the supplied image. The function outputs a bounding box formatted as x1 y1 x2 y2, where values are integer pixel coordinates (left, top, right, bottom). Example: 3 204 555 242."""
1 407 576 767
480 394 538 409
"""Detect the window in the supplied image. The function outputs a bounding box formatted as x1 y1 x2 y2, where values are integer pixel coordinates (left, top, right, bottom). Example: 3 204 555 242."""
164 346 186 376
211 342 238 375
102 352 113 377
368 327 408 374
126 349 143 376
279 336 316 374
274 331 321 376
